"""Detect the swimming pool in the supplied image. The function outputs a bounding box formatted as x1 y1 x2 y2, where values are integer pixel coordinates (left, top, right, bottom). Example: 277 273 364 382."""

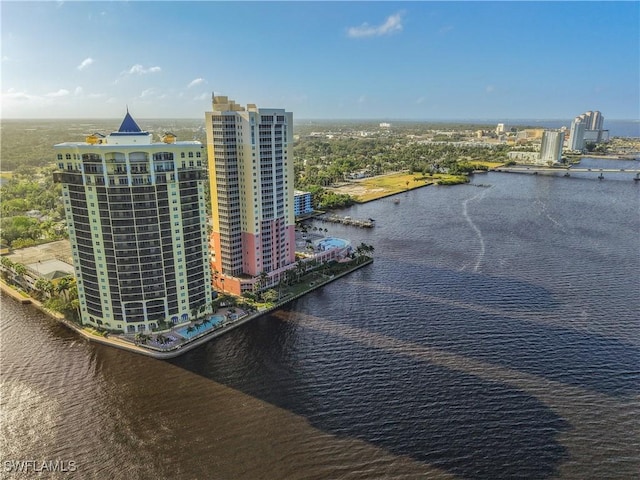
176 314 225 339
315 237 350 250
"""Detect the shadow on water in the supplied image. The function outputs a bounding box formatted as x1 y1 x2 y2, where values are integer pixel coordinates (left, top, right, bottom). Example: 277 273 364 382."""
380 305 640 397
172 316 570 479
378 258 564 312
319 259 640 397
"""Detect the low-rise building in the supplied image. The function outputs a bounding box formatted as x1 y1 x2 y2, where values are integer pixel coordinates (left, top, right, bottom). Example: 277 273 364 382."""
294 190 313 216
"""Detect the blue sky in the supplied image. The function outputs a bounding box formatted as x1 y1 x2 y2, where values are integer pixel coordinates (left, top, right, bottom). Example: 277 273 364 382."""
2 1 638 120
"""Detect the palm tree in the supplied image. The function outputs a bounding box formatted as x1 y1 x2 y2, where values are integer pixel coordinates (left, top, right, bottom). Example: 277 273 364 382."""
34 278 54 299
259 270 269 289
13 263 27 286
56 276 73 300
207 301 216 314
0 257 14 270
69 298 81 323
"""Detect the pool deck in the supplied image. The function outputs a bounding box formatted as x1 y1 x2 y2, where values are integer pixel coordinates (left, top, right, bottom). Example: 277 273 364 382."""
1 257 373 360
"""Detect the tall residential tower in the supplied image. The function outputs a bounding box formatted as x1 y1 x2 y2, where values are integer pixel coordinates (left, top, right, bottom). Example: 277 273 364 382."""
569 117 586 151
539 130 565 164
205 95 295 295
53 111 212 333
572 110 608 146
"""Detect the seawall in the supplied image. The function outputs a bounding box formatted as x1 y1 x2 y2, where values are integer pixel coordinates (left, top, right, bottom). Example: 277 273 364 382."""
1 258 373 360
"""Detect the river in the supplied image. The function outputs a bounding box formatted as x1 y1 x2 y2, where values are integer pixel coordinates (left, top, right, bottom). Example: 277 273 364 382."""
1 158 638 479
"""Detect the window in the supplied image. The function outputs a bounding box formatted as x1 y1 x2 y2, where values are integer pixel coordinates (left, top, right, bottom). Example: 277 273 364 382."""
188 152 194 158
181 152 185 158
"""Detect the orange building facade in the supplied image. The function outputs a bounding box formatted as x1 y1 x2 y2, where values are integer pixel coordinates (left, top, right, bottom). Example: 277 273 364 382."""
205 96 296 295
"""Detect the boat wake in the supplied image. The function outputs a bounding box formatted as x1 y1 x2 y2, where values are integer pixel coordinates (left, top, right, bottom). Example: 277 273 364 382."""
534 199 566 232
461 187 492 272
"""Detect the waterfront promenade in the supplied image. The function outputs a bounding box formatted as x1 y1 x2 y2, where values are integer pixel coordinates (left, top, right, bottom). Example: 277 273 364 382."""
1 257 373 359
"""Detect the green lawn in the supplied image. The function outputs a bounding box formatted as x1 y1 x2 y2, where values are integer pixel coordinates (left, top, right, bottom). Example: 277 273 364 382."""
354 172 467 202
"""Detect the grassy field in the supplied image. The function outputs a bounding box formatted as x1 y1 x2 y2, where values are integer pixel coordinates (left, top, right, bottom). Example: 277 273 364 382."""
330 171 469 203
470 160 505 169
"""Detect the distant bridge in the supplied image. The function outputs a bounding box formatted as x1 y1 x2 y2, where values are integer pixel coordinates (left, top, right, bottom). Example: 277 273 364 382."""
492 167 640 181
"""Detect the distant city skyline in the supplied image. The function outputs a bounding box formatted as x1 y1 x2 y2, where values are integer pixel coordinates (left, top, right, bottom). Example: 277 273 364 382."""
2 2 638 120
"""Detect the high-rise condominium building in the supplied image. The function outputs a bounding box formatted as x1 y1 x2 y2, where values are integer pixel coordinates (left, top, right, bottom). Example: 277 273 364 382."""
53 111 212 334
574 110 606 144
569 117 586 151
582 110 604 130
539 130 565 164
205 95 295 295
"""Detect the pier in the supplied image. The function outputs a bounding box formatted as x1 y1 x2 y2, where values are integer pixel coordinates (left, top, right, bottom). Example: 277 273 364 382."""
317 214 375 228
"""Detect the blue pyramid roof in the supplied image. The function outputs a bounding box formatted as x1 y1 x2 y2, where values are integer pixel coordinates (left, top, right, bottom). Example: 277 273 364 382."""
118 110 143 133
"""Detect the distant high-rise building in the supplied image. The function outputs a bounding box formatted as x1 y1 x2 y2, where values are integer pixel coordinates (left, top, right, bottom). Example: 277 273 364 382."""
53 111 212 333
539 130 565 163
496 123 506 135
569 117 586 151
574 110 607 145
590 110 604 130
205 95 295 295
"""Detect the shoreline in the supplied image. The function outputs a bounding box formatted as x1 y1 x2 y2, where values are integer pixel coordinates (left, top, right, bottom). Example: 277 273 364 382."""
1 258 373 359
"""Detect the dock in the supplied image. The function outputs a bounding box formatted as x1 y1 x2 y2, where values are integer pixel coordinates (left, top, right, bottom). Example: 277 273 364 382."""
317 214 375 228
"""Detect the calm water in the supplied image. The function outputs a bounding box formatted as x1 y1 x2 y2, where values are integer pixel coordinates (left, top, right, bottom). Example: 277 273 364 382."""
2 159 639 479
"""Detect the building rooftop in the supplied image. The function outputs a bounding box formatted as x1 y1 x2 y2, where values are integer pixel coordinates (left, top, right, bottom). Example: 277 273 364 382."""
111 109 149 137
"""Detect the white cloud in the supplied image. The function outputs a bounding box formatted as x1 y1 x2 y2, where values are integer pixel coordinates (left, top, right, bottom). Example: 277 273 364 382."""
124 64 162 76
74 86 83 96
485 85 495 93
193 92 209 101
139 88 157 98
115 64 162 84
2 56 11 62
46 89 70 97
416 97 425 105
187 78 205 89
348 12 404 38
77 57 94 70
3 88 34 101
358 95 366 104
